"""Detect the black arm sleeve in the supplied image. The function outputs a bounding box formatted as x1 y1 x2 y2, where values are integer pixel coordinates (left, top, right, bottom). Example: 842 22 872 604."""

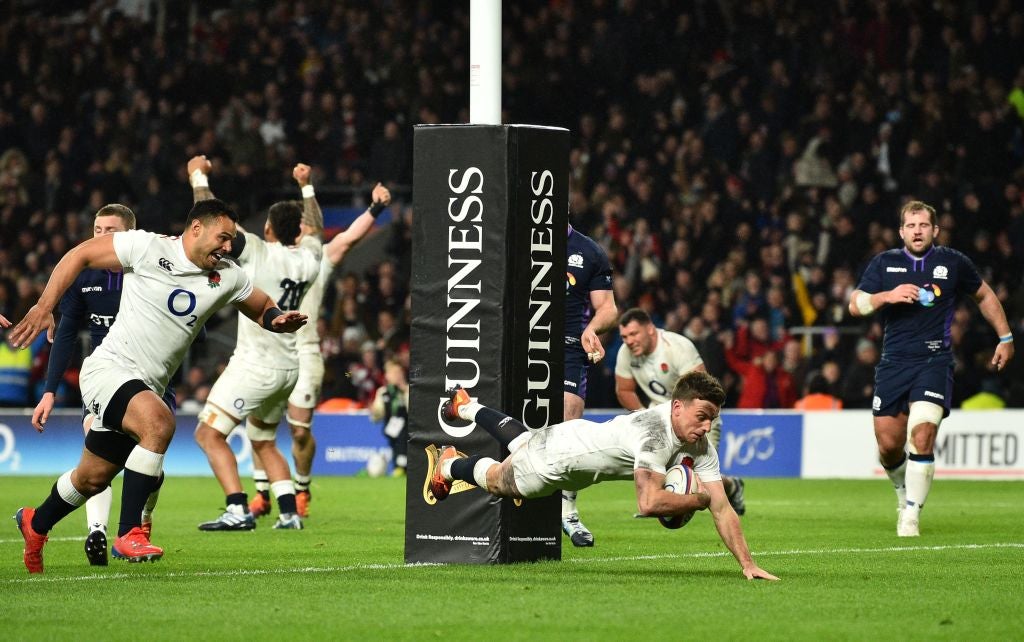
228 232 247 259
44 315 81 394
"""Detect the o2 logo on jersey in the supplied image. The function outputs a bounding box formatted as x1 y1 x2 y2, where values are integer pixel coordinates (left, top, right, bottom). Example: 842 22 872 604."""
918 283 941 307
648 380 668 397
167 288 199 327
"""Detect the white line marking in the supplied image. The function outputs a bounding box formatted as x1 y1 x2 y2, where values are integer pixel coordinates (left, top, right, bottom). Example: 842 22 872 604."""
3 542 1022 585
0 536 83 545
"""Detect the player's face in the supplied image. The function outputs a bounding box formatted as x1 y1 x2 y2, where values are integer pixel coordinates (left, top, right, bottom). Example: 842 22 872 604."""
671 398 719 443
189 215 236 269
620 321 655 356
899 210 937 256
93 215 128 237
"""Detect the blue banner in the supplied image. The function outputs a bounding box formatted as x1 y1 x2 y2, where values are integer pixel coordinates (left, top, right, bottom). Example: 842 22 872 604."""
0 410 804 477
0 412 391 477
718 413 803 477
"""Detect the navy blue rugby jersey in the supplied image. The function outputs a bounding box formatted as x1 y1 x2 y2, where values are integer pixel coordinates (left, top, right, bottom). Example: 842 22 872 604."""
565 225 613 350
856 245 982 360
44 269 124 394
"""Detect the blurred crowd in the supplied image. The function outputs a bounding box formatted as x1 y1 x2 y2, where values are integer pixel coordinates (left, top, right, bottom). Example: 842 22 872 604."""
1 0 1023 409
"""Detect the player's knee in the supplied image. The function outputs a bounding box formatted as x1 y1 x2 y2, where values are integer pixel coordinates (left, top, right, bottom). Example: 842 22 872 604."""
72 467 111 496
290 426 312 446
198 403 240 439
246 418 278 443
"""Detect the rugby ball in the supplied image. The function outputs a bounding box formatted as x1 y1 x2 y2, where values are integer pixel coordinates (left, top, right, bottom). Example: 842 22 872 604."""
659 464 699 530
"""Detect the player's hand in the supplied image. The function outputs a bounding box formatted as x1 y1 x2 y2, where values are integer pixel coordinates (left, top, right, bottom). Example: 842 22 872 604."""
887 283 920 305
271 311 307 333
187 155 212 177
371 182 392 206
293 163 311 187
0 314 10 328
582 329 604 363
32 393 56 433
743 565 780 581
7 305 54 349
992 341 1014 371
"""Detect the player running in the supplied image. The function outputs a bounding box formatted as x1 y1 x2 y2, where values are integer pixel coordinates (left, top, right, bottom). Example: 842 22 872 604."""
10 198 305 573
30 204 183 566
848 200 1013 536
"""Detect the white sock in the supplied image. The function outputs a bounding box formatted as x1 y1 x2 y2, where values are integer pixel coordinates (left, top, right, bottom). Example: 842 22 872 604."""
472 457 498 492
562 490 578 517
55 470 87 509
271 479 296 499
85 486 112 533
125 445 165 477
905 456 935 517
459 401 483 422
884 457 908 509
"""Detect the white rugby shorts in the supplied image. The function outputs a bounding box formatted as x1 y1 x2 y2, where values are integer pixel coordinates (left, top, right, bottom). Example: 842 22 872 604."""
202 357 298 433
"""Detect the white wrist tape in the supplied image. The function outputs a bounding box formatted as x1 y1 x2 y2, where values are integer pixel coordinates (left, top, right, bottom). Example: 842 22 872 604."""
189 169 209 188
301 185 315 198
855 291 875 315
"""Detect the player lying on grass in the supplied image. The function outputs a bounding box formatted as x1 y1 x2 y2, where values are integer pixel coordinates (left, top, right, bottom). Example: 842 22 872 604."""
430 371 778 581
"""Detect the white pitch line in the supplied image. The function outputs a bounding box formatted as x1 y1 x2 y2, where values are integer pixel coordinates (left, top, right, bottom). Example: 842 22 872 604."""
3 542 1022 585
0 536 83 545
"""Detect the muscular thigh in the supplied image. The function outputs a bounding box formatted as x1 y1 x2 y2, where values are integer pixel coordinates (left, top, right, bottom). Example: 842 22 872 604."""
288 353 325 409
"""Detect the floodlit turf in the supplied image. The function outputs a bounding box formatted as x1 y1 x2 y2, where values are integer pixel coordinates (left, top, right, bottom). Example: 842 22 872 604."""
2 476 1022 640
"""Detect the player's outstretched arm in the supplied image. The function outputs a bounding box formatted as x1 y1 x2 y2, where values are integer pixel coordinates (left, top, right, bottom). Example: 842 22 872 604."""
235 287 307 333
972 280 1015 370
324 182 392 266
188 155 216 203
293 163 324 239
705 479 780 581
8 235 121 349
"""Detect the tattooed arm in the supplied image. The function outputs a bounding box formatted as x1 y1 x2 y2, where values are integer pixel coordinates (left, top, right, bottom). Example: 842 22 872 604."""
293 163 324 239
187 155 215 203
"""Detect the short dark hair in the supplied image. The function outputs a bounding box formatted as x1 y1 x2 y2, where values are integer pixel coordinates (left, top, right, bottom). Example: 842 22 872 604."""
267 200 302 246
95 203 136 229
619 307 652 327
672 371 726 407
899 200 936 226
188 198 237 225
806 373 830 395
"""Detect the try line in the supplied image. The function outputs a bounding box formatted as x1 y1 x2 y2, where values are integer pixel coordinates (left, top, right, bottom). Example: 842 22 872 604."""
3 542 1022 585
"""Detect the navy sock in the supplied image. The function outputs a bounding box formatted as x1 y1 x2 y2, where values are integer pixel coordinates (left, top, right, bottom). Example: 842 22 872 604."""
31 483 79 534
908 453 934 463
474 407 528 449
260 490 271 501
277 494 297 515
120 469 159 536
226 492 247 508
451 455 483 484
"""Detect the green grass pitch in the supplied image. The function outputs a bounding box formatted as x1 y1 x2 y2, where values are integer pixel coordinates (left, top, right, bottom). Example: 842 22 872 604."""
2 476 1022 640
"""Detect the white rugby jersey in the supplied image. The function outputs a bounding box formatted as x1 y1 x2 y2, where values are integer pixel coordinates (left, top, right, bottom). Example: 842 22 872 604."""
90 230 253 394
615 329 703 405
542 402 721 491
233 233 321 367
294 252 332 355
